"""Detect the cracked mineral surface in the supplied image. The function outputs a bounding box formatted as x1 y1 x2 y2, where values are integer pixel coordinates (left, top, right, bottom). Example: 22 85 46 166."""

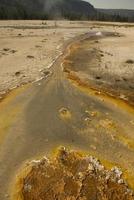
13 147 134 200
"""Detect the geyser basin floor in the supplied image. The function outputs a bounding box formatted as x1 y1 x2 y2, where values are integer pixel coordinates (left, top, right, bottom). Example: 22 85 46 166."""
0 27 134 200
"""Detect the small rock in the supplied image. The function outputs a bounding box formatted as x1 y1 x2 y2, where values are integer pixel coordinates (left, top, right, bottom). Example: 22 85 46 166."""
35 45 42 48
78 172 84 179
43 70 51 77
91 111 98 117
84 117 91 122
94 40 99 43
3 48 10 52
96 32 102 36
120 94 128 101
118 179 124 184
11 50 17 54
125 59 134 64
88 164 94 172
111 167 122 178
90 145 97 150
27 55 35 59
15 71 21 76
96 76 101 80
24 184 32 192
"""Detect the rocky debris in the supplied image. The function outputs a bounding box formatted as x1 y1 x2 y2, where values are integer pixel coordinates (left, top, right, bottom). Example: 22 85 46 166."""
0 48 17 57
90 145 97 150
35 45 42 48
94 40 99 43
24 184 32 193
15 71 21 76
114 33 122 37
27 55 35 59
96 32 103 36
96 76 101 80
84 110 99 122
41 39 47 43
120 94 128 101
3 48 10 52
91 111 98 117
125 59 134 64
84 117 91 122
11 49 17 54
42 70 51 77
100 53 104 57
14 147 134 200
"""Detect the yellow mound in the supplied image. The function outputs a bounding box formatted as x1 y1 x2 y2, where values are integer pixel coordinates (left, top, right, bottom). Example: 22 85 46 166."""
13 147 134 200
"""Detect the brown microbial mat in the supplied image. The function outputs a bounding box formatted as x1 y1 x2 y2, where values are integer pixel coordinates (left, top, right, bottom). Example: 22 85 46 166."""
13 147 134 200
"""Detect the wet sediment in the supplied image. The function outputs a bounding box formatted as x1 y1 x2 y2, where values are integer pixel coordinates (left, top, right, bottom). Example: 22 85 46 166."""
63 35 134 106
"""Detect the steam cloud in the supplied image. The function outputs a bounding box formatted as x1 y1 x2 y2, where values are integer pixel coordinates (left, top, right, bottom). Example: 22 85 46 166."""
43 0 63 13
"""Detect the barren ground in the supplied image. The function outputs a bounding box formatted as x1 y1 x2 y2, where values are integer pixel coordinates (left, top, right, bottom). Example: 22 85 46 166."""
0 20 91 95
0 21 134 98
0 21 134 200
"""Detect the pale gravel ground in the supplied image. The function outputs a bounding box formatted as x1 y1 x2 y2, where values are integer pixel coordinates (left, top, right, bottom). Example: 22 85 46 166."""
0 20 134 96
0 20 92 95
99 26 134 79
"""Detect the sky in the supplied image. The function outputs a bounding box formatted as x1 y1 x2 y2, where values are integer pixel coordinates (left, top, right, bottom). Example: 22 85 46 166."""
86 0 134 9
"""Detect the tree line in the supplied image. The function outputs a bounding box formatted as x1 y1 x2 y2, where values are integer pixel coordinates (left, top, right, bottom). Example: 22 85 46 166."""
0 4 134 22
